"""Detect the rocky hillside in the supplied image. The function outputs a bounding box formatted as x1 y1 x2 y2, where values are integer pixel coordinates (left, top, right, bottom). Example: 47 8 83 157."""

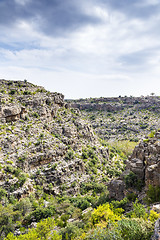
0 79 125 200
67 96 160 141
0 80 159 240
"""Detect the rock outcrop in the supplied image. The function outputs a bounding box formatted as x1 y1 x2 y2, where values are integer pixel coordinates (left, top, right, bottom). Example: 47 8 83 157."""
108 179 125 200
108 131 160 200
0 79 112 198
0 105 27 122
152 218 160 240
126 131 160 188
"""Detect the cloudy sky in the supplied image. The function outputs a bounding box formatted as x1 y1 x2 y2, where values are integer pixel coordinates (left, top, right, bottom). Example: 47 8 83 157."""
0 0 160 98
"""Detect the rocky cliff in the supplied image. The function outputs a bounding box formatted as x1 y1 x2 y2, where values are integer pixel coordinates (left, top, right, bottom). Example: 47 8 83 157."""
0 79 118 200
68 96 160 112
126 131 160 188
108 131 160 201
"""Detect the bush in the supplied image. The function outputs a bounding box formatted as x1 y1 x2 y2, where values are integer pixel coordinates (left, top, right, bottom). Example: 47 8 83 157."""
9 89 16 95
60 223 82 240
96 191 109 207
14 198 32 216
70 197 90 211
24 205 56 224
65 150 74 161
81 151 88 159
76 227 123 240
126 192 137 202
80 182 106 194
90 203 121 226
32 112 39 118
128 200 148 219
23 90 32 95
5 165 14 173
148 130 156 138
145 184 160 204
149 210 160 222
0 204 21 238
124 172 137 188
0 187 7 201
17 174 27 187
111 197 129 210
117 218 153 240
124 172 143 190
5 218 62 240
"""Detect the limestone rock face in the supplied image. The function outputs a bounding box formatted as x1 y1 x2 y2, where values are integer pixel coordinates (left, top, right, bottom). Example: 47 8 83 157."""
2 105 21 117
126 158 145 180
108 179 125 201
146 162 160 187
1 105 21 121
127 132 160 188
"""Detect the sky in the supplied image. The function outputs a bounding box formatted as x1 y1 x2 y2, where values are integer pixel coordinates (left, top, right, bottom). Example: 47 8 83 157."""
0 0 160 99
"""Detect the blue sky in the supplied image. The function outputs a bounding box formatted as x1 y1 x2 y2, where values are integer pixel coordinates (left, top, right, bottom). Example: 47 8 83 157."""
0 0 160 98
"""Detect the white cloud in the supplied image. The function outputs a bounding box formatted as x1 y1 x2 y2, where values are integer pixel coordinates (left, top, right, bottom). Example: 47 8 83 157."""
136 0 160 7
0 1 160 98
1 61 160 99
14 0 31 6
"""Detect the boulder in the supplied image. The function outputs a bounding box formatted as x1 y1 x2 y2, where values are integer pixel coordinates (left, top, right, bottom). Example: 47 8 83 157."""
152 218 160 240
108 179 125 200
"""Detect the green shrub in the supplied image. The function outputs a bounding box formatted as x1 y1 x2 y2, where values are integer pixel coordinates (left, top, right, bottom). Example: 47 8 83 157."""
0 204 21 238
70 197 90 211
60 223 82 240
117 218 153 240
108 141 137 159
25 205 56 224
17 174 27 187
90 203 121 226
111 197 129 210
5 218 61 240
96 191 109 206
65 150 74 161
9 89 16 95
124 172 137 188
14 198 32 216
76 227 123 240
14 168 21 177
128 200 148 219
80 182 106 194
5 165 14 173
32 112 39 118
23 90 32 95
124 172 143 190
81 151 88 159
140 123 148 129
126 192 137 202
145 184 160 204
18 155 27 162
0 187 7 201
148 130 156 138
